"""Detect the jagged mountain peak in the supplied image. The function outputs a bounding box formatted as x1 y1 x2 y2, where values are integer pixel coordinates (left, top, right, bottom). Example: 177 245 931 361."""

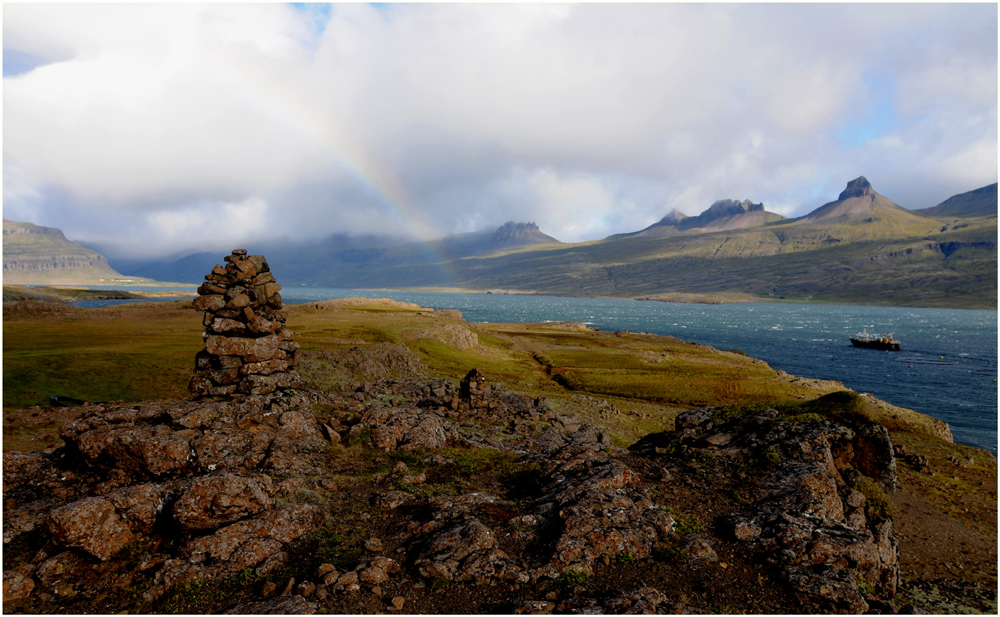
701 199 765 220
838 176 874 201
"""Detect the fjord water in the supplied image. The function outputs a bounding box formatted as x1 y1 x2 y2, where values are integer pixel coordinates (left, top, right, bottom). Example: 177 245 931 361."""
280 289 998 455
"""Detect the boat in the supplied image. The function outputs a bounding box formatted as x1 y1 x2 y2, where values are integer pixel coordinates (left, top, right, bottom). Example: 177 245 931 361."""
850 330 900 351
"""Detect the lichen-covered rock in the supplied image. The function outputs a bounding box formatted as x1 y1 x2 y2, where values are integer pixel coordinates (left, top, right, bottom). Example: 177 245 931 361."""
640 406 901 613
47 497 134 561
183 504 324 565
354 406 458 451
105 482 169 534
3 568 36 602
173 473 274 530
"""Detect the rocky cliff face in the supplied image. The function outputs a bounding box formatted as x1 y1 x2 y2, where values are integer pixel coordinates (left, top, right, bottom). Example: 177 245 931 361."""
701 199 766 219
2 219 124 283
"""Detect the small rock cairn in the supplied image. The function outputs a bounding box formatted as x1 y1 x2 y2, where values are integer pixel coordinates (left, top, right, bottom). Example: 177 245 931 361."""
189 249 302 397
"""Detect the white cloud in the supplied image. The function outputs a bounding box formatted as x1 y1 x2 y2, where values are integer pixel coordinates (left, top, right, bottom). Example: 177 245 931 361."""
2 3 996 255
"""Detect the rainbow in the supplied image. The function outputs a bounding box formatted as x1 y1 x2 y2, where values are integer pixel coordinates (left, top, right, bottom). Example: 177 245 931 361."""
231 58 460 288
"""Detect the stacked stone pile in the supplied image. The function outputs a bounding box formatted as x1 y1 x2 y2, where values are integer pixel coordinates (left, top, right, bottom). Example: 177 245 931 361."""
189 249 302 397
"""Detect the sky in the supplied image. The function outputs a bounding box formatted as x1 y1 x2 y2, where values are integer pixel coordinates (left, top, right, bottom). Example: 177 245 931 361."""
3 2 997 258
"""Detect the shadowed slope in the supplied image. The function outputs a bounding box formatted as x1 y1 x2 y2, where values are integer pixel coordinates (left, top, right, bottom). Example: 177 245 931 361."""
916 183 998 219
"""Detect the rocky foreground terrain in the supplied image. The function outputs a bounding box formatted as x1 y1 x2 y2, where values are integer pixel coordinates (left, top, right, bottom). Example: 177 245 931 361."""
2 358 977 614
5 375 884 613
2 285 996 614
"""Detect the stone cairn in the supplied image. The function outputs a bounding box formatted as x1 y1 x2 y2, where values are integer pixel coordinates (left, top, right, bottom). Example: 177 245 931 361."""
188 249 302 397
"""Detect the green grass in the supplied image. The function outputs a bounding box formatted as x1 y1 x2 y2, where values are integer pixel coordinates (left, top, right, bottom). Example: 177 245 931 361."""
666 507 704 533
853 478 893 518
3 307 200 408
154 568 262 613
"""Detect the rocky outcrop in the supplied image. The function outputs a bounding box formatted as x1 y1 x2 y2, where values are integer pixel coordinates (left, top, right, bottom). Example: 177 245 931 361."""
189 249 302 397
531 431 674 579
1 389 330 606
633 406 900 613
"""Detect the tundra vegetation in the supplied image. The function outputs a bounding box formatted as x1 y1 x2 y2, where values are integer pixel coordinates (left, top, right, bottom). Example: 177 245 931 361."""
2 296 996 614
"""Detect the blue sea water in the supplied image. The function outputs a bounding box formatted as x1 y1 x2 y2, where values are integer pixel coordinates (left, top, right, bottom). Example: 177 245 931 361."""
76 287 998 454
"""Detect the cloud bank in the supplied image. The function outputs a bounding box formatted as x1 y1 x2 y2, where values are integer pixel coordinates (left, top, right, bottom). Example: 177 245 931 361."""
3 3 996 256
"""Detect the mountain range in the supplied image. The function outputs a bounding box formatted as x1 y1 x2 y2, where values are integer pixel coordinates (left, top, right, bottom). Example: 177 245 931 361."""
5 178 997 308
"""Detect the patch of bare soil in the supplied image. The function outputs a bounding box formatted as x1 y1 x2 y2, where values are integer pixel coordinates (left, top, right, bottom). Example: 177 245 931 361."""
891 439 998 613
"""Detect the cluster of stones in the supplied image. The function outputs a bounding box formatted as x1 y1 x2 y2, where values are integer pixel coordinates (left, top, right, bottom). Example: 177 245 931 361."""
189 249 302 397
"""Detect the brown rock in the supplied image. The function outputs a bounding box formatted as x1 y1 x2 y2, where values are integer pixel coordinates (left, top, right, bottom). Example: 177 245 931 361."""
359 565 388 584
184 504 323 563
106 483 168 534
204 335 280 363
173 473 274 530
334 570 360 591
315 563 337 579
240 359 290 377
193 294 226 312
3 569 36 602
198 282 227 296
226 294 251 309
48 497 134 561
210 318 248 335
256 551 289 576
358 407 457 451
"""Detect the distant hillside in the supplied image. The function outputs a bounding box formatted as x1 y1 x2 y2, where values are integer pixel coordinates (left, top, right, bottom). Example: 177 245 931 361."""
111 222 563 286
108 179 997 308
109 251 219 285
623 199 785 238
2 219 128 284
917 183 998 218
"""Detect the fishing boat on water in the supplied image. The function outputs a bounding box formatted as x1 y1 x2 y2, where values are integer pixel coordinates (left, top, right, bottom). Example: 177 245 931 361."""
850 330 900 351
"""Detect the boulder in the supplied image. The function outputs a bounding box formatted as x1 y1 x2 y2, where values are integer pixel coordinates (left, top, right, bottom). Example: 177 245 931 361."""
47 497 134 561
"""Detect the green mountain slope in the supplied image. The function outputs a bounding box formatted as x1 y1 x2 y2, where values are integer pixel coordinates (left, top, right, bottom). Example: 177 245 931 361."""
2 219 127 284
275 178 995 308
917 183 998 218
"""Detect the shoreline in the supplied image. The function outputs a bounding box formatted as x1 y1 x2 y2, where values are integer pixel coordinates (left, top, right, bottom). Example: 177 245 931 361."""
305 285 997 311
